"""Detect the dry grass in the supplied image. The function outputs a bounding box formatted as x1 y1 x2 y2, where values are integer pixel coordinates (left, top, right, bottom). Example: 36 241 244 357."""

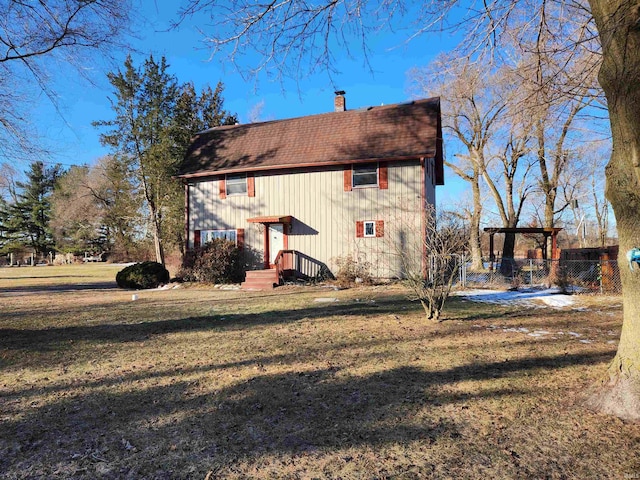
1 265 639 479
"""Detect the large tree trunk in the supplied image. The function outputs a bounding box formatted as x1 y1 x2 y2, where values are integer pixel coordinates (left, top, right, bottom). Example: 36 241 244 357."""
468 178 484 270
585 0 640 420
151 210 165 266
500 232 517 276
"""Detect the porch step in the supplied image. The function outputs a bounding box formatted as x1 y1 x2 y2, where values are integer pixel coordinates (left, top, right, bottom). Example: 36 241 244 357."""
241 269 279 290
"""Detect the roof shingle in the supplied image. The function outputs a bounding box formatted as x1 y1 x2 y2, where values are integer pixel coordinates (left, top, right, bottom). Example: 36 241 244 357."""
178 97 443 184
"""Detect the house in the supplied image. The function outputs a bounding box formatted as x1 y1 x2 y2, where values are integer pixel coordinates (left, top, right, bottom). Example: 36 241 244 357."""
177 93 444 289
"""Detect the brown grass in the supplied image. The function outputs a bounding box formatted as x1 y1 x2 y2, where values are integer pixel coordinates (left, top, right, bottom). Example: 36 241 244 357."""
1 265 639 479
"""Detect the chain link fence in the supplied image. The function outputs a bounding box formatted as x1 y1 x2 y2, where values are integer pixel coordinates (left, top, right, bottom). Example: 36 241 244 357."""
456 256 622 294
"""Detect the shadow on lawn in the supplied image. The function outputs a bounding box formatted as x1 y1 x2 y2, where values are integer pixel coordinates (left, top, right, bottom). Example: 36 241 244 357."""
0 349 614 478
0 281 118 295
0 296 416 352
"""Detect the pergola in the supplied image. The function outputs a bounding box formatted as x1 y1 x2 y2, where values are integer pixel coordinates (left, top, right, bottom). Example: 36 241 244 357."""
483 227 563 264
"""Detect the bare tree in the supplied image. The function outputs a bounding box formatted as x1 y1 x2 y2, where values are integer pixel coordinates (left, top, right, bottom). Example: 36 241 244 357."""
412 56 507 270
413 58 537 270
0 0 132 161
563 147 612 248
385 204 467 322
0 161 18 202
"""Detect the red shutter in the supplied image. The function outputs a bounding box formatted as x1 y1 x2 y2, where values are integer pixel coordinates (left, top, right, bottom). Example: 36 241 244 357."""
194 230 201 249
219 177 227 199
247 174 255 197
356 221 364 238
237 228 245 250
375 220 384 237
379 163 388 189
344 166 352 191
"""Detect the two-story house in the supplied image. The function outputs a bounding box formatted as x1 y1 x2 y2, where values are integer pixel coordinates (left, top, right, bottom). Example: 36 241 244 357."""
177 93 444 289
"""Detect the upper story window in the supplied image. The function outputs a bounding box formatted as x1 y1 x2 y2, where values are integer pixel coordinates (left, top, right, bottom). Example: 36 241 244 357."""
352 164 378 188
345 163 387 191
226 174 247 195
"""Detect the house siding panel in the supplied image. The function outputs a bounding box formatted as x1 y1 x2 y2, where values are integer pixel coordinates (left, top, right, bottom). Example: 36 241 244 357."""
189 161 426 277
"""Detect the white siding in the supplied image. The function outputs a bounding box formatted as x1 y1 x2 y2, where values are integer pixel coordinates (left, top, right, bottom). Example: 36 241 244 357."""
189 160 435 277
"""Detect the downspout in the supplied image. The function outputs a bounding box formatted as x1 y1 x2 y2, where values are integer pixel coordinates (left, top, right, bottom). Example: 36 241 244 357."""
421 157 427 278
184 181 190 253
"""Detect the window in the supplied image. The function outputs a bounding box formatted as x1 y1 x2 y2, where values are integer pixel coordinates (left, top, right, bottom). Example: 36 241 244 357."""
364 221 376 237
226 174 247 195
352 164 378 187
345 163 387 190
356 220 384 238
194 228 244 250
201 229 237 245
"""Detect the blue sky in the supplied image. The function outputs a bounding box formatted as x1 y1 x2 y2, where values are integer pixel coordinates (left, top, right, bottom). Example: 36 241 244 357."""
36 1 463 199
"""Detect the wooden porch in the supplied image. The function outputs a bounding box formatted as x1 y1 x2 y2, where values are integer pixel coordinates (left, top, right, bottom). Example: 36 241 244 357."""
241 250 332 290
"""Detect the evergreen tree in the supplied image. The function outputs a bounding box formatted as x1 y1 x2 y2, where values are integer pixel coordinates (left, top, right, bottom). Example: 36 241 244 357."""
95 55 236 264
94 55 178 265
0 161 62 258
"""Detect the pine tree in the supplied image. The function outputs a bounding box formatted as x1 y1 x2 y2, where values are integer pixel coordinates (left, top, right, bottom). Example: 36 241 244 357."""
0 161 61 258
95 56 237 264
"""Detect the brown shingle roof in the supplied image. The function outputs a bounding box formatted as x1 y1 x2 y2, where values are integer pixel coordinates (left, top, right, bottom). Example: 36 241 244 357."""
178 97 443 184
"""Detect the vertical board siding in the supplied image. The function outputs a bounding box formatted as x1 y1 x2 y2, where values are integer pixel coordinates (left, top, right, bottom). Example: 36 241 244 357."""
189 161 426 277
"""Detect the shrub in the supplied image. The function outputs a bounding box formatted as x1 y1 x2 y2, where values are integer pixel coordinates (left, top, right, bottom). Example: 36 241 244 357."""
116 261 170 289
334 254 373 288
177 239 243 284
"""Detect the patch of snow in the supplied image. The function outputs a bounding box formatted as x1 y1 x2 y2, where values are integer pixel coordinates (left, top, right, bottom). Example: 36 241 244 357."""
457 287 579 309
314 297 339 303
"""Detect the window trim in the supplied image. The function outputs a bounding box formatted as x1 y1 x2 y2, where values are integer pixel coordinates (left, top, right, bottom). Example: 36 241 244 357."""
200 229 238 245
225 173 248 196
352 163 379 188
363 221 376 237
356 220 384 238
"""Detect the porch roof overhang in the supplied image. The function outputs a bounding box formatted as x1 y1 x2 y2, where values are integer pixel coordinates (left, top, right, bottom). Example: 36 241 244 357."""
247 215 293 224
483 227 563 235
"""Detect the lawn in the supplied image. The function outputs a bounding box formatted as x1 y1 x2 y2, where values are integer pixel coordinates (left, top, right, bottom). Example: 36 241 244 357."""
1 264 639 479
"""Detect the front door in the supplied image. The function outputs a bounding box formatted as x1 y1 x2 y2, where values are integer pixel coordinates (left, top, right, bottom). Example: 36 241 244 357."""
268 224 284 265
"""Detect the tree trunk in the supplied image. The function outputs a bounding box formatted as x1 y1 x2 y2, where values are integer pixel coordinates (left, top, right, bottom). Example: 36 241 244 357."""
500 232 517 276
584 0 640 420
152 210 165 266
469 178 484 270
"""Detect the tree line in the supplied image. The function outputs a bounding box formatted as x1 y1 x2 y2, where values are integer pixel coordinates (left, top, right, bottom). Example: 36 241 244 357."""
0 55 236 265
411 34 610 270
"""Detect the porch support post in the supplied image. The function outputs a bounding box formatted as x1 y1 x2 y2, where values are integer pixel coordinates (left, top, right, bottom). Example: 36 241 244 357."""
263 223 270 269
489 233 495 271
549 231 559 279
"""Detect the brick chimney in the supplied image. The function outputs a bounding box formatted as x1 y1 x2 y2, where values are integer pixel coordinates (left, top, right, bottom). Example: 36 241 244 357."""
334 90 346 112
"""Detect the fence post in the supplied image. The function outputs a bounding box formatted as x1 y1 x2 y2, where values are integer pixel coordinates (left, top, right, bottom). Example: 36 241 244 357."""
599 261 603 294
463 254 466 288
530 259 534 285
